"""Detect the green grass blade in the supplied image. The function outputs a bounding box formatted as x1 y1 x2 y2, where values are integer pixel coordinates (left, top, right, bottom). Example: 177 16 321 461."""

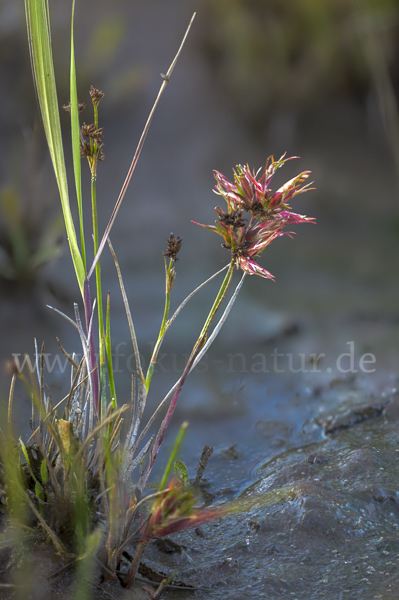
70 0 86 273
158 421 188 492
73 528 103 600
25 0 85 294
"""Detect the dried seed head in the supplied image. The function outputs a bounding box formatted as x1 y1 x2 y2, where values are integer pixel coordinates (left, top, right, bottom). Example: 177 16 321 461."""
80 141 92 158
81 123 104 142
163 234 183 262
217 208 246 230
90 86 104 107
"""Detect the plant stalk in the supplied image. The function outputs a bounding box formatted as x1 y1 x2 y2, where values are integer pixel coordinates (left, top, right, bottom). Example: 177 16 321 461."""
145 259 173 391
83 279 99 413
87 13 196 280
122 529 151 588
199 259 234 339
91 172 106 416
136 262 235 496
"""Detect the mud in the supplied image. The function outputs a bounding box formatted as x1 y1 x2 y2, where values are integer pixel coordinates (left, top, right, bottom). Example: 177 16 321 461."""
2 363 399 599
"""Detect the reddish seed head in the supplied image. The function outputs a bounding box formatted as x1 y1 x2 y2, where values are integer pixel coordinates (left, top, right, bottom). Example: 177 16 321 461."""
144 479 222 540
193 154 315 279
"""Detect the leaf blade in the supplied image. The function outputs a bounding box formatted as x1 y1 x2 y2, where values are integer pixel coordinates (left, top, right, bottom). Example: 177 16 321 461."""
70 0 86 273
25 0 85 294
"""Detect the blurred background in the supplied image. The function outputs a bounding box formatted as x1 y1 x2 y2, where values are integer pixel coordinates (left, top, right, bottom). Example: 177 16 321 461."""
1 0 399 469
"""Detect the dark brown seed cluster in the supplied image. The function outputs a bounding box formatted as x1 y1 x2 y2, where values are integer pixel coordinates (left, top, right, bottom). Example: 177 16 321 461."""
163 234 183 262
89 86 104 107
80 141 105 162
81 123 104 143
80 123 105 162
217 208 246 230
223 239 252 257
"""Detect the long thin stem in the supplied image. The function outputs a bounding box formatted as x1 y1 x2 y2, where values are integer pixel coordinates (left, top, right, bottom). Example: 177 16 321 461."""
158 259 173 342
91 172 106 416
8 374 16 430
145 259 173 391
199 259 235 340
136 261 235 496
83 281 99 414
124 423 188 588
136 356 193 498
87 13 196 281
144 264 230 397
158 421 188 492
123 265 230 468
105 292 117 410
122 535 150 589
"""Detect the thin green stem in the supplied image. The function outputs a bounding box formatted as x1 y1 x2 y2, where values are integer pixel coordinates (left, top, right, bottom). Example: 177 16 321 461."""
78 193 87 274
105 291 117 411
94 104 99 130
91 173 105 415
136 260 236 496
158 421 188 492
159 259 173 339
199 259 235 340
145 259 173 391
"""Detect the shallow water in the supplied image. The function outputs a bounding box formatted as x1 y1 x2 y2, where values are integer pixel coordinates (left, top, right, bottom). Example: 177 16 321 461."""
133 339 399 600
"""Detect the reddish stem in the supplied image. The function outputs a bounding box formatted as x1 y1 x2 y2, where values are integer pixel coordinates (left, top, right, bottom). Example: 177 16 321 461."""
123 523 152 588
135 349 197 498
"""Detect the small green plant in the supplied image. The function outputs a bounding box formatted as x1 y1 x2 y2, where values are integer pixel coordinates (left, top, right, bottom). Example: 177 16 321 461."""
0 1 315 596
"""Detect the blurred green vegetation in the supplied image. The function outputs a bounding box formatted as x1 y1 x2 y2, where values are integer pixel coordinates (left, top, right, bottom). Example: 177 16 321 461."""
0 9 144 287
200 0 399 134
0 127 64 286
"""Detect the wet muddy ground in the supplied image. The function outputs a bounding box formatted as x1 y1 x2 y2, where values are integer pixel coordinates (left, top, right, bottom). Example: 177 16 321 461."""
2 317 399 599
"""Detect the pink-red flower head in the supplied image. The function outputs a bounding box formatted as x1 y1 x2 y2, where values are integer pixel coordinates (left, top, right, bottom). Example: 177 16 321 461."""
193 154 315 279
213 153 314 223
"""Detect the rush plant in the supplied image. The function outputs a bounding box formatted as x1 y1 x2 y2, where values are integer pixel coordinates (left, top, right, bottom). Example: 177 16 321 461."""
0 0 315 596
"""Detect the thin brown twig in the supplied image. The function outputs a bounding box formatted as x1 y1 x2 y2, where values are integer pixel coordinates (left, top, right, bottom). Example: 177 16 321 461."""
194 445 214 487
88 12 196 280
7 373 16 430
56 337 79 370
152 578 168 599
